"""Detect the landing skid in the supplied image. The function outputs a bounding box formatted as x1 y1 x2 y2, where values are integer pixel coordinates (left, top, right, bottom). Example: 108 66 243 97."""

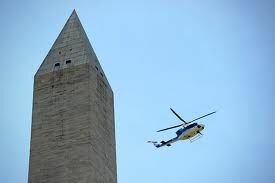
189 133 203 143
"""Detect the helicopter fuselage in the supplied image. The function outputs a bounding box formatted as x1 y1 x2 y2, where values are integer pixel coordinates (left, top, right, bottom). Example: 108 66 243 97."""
177 123 205 140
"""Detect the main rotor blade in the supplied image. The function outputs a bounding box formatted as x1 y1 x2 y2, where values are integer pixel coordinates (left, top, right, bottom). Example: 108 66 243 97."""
157 124 183 132
170 108 188 124
188 111 216 123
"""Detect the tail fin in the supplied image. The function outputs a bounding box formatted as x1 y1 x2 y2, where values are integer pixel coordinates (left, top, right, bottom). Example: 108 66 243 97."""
147 141 161 148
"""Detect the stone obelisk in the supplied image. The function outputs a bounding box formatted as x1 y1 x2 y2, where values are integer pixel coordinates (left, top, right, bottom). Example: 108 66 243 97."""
28 10 117 183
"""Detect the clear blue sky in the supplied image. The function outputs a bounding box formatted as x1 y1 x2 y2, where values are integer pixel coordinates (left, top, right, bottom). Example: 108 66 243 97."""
0 0 274 183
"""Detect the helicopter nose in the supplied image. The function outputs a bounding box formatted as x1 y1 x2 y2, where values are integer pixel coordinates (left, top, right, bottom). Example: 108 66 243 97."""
198 124 205 130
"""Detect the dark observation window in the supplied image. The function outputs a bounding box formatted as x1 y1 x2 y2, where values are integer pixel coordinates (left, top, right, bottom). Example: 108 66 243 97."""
54 63 60 71
95 66 99 71
66 60 71 64
100 72 104 77
59 51 61 54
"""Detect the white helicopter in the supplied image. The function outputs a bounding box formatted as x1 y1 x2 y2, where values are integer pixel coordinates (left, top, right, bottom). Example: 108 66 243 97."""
148 108 216 148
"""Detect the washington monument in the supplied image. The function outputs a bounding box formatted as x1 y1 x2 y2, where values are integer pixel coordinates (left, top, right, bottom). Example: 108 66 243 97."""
28 10 117 183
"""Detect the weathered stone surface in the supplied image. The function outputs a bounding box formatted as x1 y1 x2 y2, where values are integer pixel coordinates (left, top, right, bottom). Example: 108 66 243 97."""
28 10 116 183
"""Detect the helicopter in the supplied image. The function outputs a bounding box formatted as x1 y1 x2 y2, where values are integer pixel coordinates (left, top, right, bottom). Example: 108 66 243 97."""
148 108 216 148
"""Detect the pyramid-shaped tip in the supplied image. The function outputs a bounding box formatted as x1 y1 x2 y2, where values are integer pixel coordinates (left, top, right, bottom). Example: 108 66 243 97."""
36 9 112 88
69 9 78 18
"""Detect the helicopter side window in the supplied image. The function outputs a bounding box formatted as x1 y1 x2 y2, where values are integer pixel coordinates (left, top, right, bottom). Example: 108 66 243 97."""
186 123 196 129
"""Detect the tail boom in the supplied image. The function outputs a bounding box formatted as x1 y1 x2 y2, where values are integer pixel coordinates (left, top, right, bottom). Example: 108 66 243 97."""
147 140 173 148
148 137 178 148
